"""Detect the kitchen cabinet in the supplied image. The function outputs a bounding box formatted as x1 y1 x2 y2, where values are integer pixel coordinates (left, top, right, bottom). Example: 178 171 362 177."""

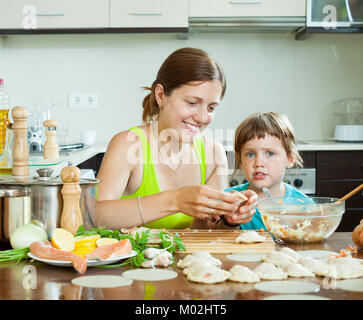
110 0 188 28
189 0 306 18
0 0 109 29
316 151 363 232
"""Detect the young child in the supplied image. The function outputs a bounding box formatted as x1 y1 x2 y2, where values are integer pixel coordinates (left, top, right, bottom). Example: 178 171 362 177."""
226 112 307 230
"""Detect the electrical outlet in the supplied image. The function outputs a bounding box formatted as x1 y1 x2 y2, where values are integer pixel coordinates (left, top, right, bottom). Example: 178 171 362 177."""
69 93 98 108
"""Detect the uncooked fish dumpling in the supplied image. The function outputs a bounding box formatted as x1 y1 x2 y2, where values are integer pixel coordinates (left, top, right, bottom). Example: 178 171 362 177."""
261 251 298 268
183 259 212 276
283 263 315 278
228 265 260 283
177 251 221 269
298 257 337 278
186 262 230 284
235 231 265 243
327 257 363 279
280 247 302 261
253 263 288 280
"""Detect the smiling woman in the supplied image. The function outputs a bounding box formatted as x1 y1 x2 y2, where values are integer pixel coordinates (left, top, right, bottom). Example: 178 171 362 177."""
95 47 258 230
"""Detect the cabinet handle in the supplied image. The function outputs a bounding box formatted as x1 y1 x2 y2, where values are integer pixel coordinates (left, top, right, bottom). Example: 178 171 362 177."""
129 11 163 16
36 13 65 17
229 1 263 4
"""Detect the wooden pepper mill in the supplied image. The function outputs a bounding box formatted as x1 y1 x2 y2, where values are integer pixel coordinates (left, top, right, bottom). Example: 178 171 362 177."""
60 162 83 234
11 106 29 176
43 119 59 159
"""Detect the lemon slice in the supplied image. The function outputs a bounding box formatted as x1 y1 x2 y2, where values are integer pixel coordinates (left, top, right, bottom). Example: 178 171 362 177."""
75 235 101 242
51 228 75 252
96 238 119 247
72 247 96 257
74 235 100 247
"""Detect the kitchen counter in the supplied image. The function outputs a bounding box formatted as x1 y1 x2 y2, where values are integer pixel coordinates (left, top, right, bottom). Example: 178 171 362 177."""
27 143 107 177
297 140 363 151
0 232 361 301
24 139 363 177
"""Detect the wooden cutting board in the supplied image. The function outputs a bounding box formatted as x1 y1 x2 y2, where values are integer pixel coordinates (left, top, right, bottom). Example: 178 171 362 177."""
171 229 275 254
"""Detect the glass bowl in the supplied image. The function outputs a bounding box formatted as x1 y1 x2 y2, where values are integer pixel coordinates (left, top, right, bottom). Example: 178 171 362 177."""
257 197 345 244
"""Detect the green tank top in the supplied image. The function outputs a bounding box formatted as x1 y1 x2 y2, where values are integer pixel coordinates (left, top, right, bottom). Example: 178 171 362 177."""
121 126 206 229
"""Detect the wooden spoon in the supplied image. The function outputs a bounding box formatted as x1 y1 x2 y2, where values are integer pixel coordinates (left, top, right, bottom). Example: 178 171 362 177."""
337 183 363 202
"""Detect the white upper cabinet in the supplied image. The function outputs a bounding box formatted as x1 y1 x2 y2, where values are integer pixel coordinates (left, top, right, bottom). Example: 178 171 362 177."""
189 0 306 18
110 0 188 28
0 0 109 29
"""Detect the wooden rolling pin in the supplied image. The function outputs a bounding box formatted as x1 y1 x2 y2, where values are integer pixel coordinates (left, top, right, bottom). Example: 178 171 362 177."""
60 162 83 234
43 119 59 159
11 106 29 176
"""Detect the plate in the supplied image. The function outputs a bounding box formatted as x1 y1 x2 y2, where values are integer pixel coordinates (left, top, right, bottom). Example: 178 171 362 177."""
27 250 137 267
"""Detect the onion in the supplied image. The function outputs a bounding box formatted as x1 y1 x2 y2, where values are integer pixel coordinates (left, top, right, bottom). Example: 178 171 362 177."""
10 223 48 249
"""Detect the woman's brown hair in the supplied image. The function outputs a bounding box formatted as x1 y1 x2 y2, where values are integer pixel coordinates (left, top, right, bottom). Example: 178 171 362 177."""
232 112 303 180
142 47 226 123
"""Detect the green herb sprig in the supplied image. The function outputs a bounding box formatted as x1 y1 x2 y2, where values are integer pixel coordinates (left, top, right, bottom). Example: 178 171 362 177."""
0 247 30 264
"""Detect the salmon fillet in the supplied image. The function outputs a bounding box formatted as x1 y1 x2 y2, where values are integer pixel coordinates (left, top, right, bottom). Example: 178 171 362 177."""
85 239 132 260
30 241 87 274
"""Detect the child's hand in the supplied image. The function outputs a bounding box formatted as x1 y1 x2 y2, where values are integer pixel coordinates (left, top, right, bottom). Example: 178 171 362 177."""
224 190 258 225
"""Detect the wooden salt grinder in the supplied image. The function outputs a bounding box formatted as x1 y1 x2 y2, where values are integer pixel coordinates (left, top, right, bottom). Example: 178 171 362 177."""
12 106 29 176
43 119 59 159
60 162 83 234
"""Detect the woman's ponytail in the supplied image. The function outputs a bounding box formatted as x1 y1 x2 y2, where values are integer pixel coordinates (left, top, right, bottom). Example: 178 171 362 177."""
142 86 159 123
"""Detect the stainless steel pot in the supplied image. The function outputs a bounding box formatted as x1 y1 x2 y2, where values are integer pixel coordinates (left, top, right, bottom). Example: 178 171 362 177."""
0 188 31 242
0 168 99 240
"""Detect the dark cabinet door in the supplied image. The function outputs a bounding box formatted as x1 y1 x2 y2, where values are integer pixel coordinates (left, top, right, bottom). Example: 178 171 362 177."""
317 151 363 180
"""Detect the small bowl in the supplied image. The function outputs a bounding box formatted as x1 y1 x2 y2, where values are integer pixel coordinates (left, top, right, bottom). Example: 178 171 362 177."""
257 197 345 244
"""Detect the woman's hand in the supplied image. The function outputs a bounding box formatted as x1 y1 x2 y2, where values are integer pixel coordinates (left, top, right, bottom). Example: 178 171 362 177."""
223 190 258 226
174 185 244 221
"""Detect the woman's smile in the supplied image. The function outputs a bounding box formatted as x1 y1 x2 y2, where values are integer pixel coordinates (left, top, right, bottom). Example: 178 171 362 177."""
181 121 201 134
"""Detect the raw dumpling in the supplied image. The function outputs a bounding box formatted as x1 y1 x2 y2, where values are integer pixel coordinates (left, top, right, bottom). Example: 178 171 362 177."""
186 262 230 284
261 251 298 268
280 247 302 261
298 257 337 278
283 263 315 278
228 265 260 283
140 250 173 268
253 263 288 280
177 251 221 269
327 257 363 279
235 231 265 243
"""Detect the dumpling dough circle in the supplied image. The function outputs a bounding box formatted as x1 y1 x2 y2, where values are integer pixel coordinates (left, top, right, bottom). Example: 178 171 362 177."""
122 269 178 281
263 294 330 300
255 280 320 294
71 275 133 288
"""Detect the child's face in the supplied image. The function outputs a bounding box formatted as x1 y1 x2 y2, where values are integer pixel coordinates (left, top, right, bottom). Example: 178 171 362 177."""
240 134 294 192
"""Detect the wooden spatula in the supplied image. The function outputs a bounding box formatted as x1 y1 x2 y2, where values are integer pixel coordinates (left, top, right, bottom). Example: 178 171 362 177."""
338 183 363 202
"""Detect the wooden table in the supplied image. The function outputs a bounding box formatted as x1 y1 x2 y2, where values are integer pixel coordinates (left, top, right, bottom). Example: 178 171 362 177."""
0 232 362 301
